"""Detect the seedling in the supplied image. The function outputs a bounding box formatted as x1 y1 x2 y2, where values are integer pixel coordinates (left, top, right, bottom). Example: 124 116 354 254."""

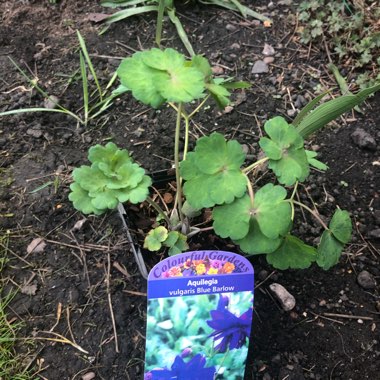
69 46 380 271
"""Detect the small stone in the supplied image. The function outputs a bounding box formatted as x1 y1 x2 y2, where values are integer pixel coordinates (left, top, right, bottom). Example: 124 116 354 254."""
230 42 240 50
262 43 275 56
82 372 96 380
211 66 224 75
357 270 377 289
44 95 60 109
251 60 269 74
368 229 380 240
263 56 275 64
351 128 377 151
258 269 269 281
226 23 237 32
26 128 43 138
269 283 296 311
357 319 364 324
287 109 297 117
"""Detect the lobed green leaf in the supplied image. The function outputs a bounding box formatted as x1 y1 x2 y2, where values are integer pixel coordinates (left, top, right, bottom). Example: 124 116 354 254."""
316 230 344 270
329 209 352 244
266 235 318 269
259 116 309 185
181 133 247 208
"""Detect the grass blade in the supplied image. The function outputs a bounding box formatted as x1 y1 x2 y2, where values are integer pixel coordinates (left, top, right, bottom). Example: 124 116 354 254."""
295 82 380 138
76 30 102 101
0 108 84 124
291 90 330 127
79 51 89 126
101 0 150 8
167 9 195 57
199 0 271 22
103 5 158 24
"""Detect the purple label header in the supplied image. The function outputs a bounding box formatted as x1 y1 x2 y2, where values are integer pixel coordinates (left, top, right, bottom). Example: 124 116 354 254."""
149 250 254 280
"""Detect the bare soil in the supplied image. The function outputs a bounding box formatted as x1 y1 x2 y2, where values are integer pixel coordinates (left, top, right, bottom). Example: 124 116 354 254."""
0 1 379 379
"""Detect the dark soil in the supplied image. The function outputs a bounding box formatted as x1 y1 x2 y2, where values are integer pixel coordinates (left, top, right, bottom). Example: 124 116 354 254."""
1 1 379 379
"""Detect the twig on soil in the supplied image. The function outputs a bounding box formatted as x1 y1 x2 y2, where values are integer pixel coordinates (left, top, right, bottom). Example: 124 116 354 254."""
115 40 138 53
123 290 147 297
106 251 120 353
113 261 130 278
256 270 276 289
354 218 379 258
49 302 63 332
323 312 373 321
309 311 344 325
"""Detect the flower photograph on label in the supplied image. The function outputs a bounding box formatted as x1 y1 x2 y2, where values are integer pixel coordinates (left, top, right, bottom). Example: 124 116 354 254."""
144 292 253 379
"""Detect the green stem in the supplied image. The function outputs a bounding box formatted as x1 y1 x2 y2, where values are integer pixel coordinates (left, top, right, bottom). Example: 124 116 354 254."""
188 95 210 120
174 102 185 225
242 157 269 174
289 181 299 221
183 115 190 160
288 200 329 231
146 197 171 226
245 175 255 208
155 0 166 47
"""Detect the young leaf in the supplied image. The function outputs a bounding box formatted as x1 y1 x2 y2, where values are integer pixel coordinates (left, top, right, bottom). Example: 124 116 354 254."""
68 182 105 215
306 150 328 171
329 209 352 244
212 195 251 240
181 133 247 208
234 219 282 255
164 231 189 256
253 183 292 239
259 116 309 185
144 226 169 251
266 235 318 270
117 48 205 107
117 52 165 108
88 142 131 169
316 230 344 270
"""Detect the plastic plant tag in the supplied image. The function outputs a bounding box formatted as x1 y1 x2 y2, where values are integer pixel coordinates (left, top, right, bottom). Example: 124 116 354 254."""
144 250 254 380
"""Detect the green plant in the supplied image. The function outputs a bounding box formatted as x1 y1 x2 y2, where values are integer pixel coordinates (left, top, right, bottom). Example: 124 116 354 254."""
0 31 125 127
69 46 380 270
101 0 271 56
69 142 152 215
298 0 380 88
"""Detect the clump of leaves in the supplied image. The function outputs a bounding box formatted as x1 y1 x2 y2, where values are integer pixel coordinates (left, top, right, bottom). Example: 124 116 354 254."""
117 48 249 109
69 142 151 215
181 116 352 270
297 0 380 88
144 226 188 256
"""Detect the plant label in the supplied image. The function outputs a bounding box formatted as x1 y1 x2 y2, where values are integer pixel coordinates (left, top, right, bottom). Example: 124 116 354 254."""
144 250 254 380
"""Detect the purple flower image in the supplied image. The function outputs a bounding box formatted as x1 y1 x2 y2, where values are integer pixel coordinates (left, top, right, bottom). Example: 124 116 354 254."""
145 353 216 380
207 295 252 353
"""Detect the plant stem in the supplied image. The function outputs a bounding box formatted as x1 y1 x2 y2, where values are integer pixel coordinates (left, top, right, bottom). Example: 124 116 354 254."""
174 102 185 225
155 0 166 47
146 197 171 226
242 157 269 174
289 181 299 221
289 200 329 231
245 175 255 208
188 95 210 120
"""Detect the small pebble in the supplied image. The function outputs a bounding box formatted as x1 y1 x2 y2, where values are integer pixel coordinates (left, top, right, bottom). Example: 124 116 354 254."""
226 23 237 32
211 66 224 75
251 60 269 74
82 372 96 380
263 56 275 64
368 229 380 240
357 270 377 290
269 283 296 311
351 128 377 151
262 43 275 56
44 95 60 109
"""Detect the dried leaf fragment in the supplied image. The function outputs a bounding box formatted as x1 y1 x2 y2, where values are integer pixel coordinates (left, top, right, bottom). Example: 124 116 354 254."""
27 238 46 254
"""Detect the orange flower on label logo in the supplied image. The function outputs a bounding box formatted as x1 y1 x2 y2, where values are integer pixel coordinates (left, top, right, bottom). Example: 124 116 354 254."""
222 262 235 273
195 263 207 275
168 266 183 277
